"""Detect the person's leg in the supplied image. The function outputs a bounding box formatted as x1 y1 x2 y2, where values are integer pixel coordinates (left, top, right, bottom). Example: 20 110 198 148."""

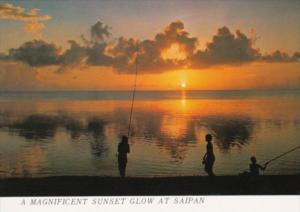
118 157 126 177
207 162 215 177
122 162 127 177
120 162 125 177
118 158 122 177
204 164 209 175
119 158 127 177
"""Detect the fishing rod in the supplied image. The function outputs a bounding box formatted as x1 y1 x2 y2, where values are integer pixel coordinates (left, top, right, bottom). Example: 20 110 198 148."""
264 145 300 166
127 52 139 139
240 145 300 174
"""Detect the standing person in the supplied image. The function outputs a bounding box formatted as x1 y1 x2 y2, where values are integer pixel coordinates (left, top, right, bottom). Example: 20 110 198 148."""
118 136 130 177
202 134 215 176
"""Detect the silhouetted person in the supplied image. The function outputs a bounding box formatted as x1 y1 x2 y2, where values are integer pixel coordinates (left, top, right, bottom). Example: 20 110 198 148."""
202 134 215 176
118 136 130 177
249 156 268 176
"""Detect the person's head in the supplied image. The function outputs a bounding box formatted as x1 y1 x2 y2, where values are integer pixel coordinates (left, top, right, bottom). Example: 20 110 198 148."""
121 135 128 144
205 134 212 142
250 156 257 164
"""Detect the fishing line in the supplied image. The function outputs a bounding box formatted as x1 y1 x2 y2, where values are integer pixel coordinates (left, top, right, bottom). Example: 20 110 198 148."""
127 53 138 139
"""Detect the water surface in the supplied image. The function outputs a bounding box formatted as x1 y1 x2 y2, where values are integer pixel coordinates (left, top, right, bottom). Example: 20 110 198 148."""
0 90 299 177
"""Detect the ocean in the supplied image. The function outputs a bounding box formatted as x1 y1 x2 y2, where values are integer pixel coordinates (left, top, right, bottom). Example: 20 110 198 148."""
0 90 299 177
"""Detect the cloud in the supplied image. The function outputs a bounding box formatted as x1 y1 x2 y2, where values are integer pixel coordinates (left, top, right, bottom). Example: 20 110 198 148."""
90 21 111 43
60 40 88 66
8 40 61 66
24 21 45 33
155 20 197 58
1 20 299 73
59 40 113 71
0 3 51 33
262 50 300 62
293 52 300 59
110 20 197 73
56 20 196 73
87 43 114 66
191 27 261 68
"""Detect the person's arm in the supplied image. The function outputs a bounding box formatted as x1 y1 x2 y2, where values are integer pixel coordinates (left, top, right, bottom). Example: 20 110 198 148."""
258 164 266 171
263 162 269 170
127 144 130 154
203 152 207 160
116 144 120 157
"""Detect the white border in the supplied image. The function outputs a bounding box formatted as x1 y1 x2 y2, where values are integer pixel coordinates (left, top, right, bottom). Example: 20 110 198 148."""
0 195 299 212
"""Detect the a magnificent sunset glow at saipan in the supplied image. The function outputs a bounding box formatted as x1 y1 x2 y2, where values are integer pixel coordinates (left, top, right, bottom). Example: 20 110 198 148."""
0 0 300 199
0 0 299 90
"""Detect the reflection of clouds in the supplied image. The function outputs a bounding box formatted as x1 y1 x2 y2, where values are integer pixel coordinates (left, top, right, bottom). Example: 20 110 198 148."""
293 119 300 129
264 119 290 130
2 110 256 161
197 116 254 150
114 109 197 161
0 145 48 177
9 114 58 140
62 117 83 139
1 107 255 161
123 109 254 158
87 118 108 157
4 114 109 157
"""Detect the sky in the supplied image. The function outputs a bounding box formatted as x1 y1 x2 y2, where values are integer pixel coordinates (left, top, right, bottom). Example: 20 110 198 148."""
0 0 299 90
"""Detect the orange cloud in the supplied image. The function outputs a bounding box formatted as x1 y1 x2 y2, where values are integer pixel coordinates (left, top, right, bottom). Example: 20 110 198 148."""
24 21 45 33
0 3 51 33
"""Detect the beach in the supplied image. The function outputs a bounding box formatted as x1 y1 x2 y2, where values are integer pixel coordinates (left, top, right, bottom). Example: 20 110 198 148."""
1 175 299 196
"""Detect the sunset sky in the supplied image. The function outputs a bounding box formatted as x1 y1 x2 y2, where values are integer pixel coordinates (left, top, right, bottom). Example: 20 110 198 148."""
0 0 299 90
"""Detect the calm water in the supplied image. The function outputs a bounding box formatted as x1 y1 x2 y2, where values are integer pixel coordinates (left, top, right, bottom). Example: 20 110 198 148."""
0 90 299 177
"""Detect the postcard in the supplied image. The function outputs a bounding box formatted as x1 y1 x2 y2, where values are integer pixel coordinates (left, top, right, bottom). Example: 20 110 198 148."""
0 0 299 211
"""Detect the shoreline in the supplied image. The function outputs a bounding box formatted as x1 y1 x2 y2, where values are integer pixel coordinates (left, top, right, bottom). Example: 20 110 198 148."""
0 175 299 196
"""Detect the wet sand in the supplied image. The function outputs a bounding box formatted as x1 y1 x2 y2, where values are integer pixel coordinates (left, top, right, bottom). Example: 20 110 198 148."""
0 175 299 196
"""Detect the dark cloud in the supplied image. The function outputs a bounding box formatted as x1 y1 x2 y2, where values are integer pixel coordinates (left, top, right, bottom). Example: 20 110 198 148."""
110 37 179 73
110 20 197 73
293 52 300 60
60 40 87 66
155 20 197 57
90 21 111 43
59 20 197 73
1 20 299 73
87 43 113 66
8 40 61 66
262 50 300 63
58 23 113 69
108 37 139 72
191 27 261 68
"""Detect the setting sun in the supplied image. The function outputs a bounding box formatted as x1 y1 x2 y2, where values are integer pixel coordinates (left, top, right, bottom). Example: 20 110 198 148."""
180 81 187 89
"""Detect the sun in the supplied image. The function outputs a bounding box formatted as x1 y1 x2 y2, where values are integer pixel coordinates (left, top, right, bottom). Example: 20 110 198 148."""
180 81 187 89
